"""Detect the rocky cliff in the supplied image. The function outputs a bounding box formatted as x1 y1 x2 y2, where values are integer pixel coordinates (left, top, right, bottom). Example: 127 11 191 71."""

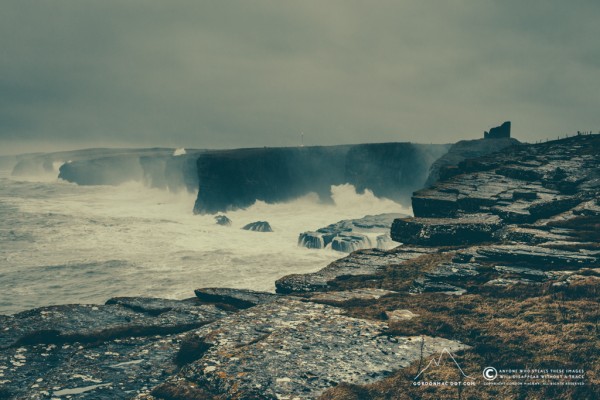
193 143 449 214
193 146 351 214
1 134 598 399
58 150 204 193
9 148 205 193
11 142 449 212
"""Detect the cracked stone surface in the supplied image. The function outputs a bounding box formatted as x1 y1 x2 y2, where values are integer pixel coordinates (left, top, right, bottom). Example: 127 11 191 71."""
144 298 468 399
0 298 231 399
412 136 599 223
0 298 228 350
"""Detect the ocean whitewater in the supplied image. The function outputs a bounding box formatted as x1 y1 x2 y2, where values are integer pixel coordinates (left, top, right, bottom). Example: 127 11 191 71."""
0 169 408 315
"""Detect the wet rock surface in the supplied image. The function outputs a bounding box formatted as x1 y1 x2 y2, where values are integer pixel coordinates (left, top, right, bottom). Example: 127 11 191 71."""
389 135 600 294
331 232 373 252
242 220 273 232
0 298 227 350
298 213 405 252
474 245 598 269
214 215 231 226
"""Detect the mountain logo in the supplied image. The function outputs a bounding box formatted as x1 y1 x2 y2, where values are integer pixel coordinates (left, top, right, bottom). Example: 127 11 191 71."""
414 348 475 381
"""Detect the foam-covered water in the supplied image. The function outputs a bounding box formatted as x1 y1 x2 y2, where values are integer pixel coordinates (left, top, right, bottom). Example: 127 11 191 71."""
0 170 409 315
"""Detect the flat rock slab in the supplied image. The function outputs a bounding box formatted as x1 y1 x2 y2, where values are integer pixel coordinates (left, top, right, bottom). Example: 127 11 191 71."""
0 298 232 399
0 298 228 349
194 288 279 308
0 333 187 399
494 265 550 280
475 245 599 270
146 298 468 399
493 225 571 244
391 214 503 246
276 247 435 294
413 278 466 295
309 288 396 303
424 263 481 280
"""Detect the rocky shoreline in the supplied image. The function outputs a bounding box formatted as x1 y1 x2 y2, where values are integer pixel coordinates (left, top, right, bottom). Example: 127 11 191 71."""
1 134 599 399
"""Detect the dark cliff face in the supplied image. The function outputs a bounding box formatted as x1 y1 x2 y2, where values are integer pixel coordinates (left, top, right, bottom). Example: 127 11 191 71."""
12 142 449 213
193 143 449 214
346 143 449 204
193 146 351 214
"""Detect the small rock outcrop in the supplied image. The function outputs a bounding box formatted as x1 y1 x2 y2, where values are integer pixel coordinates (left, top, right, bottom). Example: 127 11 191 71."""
484 121 511 139
242 221 273 232
424 136 520 186
298 213 406 252
214 215 232 226
391 214 503 246
331 232 372 252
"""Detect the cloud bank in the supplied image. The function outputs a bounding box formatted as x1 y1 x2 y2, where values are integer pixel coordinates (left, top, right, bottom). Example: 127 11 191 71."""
1 1 599 153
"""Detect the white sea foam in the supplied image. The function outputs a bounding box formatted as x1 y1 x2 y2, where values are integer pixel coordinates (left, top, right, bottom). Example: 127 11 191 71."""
0 171 410 315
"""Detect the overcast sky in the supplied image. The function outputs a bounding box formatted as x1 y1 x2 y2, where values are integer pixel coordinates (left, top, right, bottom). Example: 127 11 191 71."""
1 1 599 154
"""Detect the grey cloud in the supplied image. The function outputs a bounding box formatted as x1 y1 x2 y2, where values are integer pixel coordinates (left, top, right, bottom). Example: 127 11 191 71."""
1 0 599 154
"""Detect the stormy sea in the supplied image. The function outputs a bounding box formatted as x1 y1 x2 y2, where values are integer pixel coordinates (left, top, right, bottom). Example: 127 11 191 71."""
0 168 407 315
